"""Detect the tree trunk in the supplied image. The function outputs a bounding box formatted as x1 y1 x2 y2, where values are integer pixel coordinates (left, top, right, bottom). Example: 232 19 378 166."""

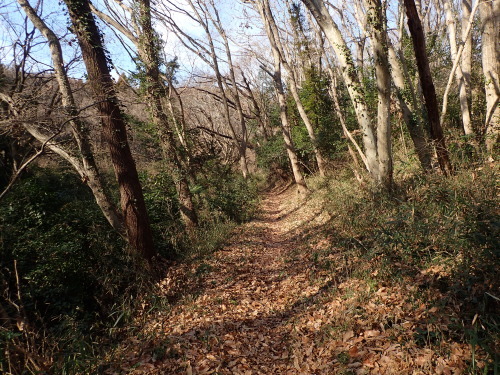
64 0 155 261
135 0 198 228
365 0 392 189
301 0 380 181
257 0 308 194
479 0 500 158
443 0 473 135
262 0 326 176
461 0 472 95
387 39 432 171
275 76 309 194
18 0 124 236
403 0 453 175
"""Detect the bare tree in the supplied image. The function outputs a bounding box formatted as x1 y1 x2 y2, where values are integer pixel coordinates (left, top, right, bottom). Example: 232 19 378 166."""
365 0 393 189
256 0 309 194
203 0 252 178
442 0 473 136
440 0 479 133
265 0 327 176
461 0 473 96
63 0 155 261
300 0 380 181
158 0 251 178
479 0 499 158
387 38 432 170
90 0 199 227
403 0 453 175
134 0 198 228
15 0 124 234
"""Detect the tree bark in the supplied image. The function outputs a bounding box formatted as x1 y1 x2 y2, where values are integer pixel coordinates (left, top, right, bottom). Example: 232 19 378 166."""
301 0 380 180
274 74 309 195
443 0 473 135
262 0 327 176
91 1 198 221
479 0 500 158
64 0 155 260
387 40 432 170
461 0 472 95
365 0 392 189
403 0 453 175
440 0 480 134
17 0 124 236
135 0 198 228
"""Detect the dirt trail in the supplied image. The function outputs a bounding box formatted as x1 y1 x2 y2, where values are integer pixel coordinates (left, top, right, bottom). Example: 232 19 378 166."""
108 185 472 374
154 185 331 373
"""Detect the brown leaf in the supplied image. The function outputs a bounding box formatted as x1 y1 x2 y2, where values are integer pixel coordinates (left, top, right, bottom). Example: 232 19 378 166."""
294 355 300 370
363 330 380 338
343 330 355 342
349 346 359 358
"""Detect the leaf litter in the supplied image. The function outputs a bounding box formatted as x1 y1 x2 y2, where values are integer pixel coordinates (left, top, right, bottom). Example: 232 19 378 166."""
103 185 487 374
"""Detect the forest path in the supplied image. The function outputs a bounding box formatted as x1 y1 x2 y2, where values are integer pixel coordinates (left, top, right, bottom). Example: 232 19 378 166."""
153 183 334 374
108 183 470 374
111 184 337 374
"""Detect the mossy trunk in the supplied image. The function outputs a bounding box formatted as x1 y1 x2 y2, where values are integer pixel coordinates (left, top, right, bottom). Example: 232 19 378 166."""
65 0 155 261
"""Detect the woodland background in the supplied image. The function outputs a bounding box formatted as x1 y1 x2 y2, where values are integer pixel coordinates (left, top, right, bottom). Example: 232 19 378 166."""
0 0 498 373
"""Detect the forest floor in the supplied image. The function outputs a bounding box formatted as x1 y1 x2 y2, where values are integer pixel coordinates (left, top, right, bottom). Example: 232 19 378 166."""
104 183 483 375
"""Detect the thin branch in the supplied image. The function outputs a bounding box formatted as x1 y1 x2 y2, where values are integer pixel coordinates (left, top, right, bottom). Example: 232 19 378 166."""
90 2 138 46
0 132 55 201
439 0 479 126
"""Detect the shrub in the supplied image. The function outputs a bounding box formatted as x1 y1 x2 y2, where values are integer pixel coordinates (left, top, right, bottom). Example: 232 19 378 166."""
140 169 182 258
256 133 290 177
0 161 261 373
321 166 499 362
0 167 142 373
195 162 259 224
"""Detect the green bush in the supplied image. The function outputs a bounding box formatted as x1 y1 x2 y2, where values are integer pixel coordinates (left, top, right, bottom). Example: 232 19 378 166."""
321 167 499 361
195 162 259 224
139 164 259 259
0 168 141 372
0 169 133 316
0 161 260 372
140 169 182 258
256 133 290 176
300 68 344 160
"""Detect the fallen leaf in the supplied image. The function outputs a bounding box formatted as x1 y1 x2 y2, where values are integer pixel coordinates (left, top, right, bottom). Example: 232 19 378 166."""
343 330 355 342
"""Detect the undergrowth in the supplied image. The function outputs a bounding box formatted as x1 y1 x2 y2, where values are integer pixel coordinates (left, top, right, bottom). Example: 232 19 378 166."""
0 165 260 374
314 165 499 372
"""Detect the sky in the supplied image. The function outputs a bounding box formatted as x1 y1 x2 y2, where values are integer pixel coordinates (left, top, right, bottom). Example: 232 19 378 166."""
0 0 139 79
0 0 254 82
0 0 414 82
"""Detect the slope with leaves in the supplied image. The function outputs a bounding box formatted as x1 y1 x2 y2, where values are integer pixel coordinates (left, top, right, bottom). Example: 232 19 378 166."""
102 178 494 374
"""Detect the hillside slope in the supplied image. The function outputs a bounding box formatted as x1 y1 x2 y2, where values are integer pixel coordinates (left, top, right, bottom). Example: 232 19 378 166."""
104 182 492 374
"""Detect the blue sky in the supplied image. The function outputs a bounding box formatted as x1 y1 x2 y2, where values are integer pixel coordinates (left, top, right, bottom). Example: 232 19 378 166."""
0 0 140 78
0 0 409 82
